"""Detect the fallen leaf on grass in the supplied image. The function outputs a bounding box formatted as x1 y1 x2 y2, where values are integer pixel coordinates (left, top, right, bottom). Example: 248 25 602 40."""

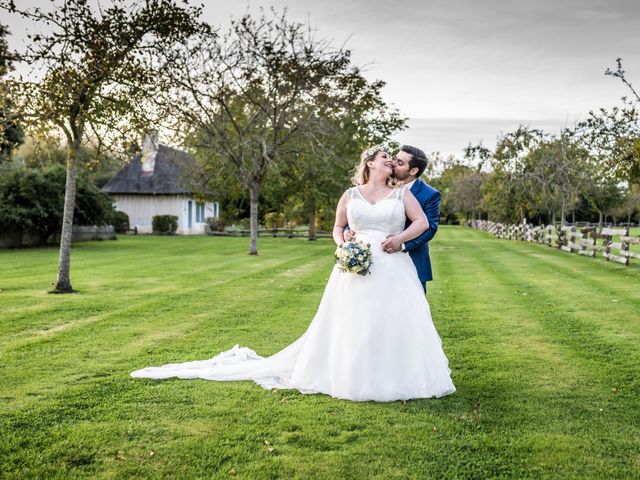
228 468 237 476
114 451 126 461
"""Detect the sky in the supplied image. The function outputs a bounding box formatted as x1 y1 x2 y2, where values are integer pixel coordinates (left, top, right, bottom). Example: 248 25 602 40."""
3 0 640 158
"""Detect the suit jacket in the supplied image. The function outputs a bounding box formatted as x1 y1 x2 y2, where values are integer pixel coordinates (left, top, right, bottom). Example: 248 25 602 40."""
405 179 440 283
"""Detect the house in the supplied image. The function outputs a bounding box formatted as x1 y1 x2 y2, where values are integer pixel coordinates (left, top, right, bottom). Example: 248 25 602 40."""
102 134 219 234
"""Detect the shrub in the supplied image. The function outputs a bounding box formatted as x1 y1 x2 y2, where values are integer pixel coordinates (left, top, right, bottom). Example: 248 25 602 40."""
110 211 130 233
152 215 178 234
264 212 285 229
284 220 298 237
0 163 114 245
205 217 225 232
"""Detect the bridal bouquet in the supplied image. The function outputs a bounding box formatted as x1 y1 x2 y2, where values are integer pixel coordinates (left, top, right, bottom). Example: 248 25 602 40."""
335 241 373 275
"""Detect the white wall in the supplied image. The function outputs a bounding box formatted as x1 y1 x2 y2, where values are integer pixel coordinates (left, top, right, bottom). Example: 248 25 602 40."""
112 195 219 235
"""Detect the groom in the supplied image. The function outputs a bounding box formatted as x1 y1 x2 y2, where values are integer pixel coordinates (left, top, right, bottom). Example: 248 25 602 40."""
346 145 440 293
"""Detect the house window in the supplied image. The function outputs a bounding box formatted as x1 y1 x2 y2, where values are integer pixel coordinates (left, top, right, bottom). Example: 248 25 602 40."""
195 202 205 223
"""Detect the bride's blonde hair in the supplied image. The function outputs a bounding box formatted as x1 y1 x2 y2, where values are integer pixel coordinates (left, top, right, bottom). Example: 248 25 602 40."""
351 144 396 186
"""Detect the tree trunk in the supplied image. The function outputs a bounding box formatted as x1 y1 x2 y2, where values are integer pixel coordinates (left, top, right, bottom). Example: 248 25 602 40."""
53 140 79 293
598 211 603 229
249 183 260 255
307 201 317 241
560 196 567 226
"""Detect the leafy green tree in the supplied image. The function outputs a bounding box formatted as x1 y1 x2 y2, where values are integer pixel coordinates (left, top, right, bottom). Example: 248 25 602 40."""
579 59 640 185
430 161 476 223
617 184 640 224
166 9 402 254
464 127 589 225
0 22 24 159
479 170 521 223
448 170 485 221
524 131 587 225
265 73 405 240
467 126 544 223
15 135 122 188
0 164 112 245
1 0 206 292
579 151 625 227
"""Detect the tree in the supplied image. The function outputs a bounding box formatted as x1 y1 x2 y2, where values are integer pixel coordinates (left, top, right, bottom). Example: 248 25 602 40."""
430 160 477 223
266 73 405 240
1 0 206 292
164 9 397 254
0 22 24 159
578 144 625 227
606 58 640 104
488 126 546 222
579 58 640 185
0 163 113 246
465 127 588 225
15 135 123 188
617 184 640 224
448 169 484 221
525 131 587 225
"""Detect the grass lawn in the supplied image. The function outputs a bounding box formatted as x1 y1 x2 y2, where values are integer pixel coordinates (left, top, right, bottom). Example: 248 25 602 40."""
1 227 639 479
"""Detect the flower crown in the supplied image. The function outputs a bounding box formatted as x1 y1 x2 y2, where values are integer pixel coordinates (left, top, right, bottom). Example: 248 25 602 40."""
363 144 391 160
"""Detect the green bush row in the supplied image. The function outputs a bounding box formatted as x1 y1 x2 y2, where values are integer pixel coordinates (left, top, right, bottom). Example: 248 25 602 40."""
0 163 116 245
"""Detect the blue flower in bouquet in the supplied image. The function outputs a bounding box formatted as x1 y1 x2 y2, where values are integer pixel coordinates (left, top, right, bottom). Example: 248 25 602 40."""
335 241 373 275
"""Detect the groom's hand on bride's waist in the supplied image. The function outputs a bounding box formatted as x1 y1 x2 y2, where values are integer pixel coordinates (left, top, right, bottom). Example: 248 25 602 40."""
343 229 356 242
382 235 403 253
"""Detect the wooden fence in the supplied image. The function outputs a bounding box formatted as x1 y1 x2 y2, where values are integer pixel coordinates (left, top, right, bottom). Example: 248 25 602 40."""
468 220 640 267
206 227 332 239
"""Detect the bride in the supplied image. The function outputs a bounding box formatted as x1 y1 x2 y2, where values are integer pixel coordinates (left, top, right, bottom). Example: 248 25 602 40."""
131 145 456 402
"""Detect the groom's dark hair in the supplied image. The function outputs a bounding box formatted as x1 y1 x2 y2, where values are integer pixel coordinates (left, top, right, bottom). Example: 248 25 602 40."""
400 145 428 178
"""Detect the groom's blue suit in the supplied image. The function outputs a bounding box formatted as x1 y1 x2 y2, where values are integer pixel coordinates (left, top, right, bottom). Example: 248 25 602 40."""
405 179 441 286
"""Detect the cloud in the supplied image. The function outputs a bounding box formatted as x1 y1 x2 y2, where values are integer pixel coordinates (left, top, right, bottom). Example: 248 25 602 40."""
4 0 639 155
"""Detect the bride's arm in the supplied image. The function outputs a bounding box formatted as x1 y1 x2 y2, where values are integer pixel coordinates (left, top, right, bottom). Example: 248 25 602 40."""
397 191 429 242
381 191 428 251
332 192 349 246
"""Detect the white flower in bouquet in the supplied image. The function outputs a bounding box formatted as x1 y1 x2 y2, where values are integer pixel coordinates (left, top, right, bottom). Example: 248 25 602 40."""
334 241 373 275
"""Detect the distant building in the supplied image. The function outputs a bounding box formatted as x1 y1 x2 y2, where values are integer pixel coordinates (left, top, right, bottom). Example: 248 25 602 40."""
102 134 218 234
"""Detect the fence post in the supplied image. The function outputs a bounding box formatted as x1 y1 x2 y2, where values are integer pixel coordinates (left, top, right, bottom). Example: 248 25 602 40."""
578 227 596 257
602 227 630 266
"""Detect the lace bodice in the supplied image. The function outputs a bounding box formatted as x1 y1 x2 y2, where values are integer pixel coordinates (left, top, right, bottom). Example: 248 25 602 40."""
346 186 407 237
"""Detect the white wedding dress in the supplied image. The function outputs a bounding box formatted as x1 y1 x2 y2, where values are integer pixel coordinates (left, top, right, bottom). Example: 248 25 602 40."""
131 186 456 402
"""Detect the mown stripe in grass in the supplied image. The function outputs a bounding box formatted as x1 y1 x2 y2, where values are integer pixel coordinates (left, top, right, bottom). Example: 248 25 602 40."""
1 249 332 409
2 231 639 478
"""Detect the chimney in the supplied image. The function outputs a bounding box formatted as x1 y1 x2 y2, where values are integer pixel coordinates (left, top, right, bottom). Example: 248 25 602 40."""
141 131 158 174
